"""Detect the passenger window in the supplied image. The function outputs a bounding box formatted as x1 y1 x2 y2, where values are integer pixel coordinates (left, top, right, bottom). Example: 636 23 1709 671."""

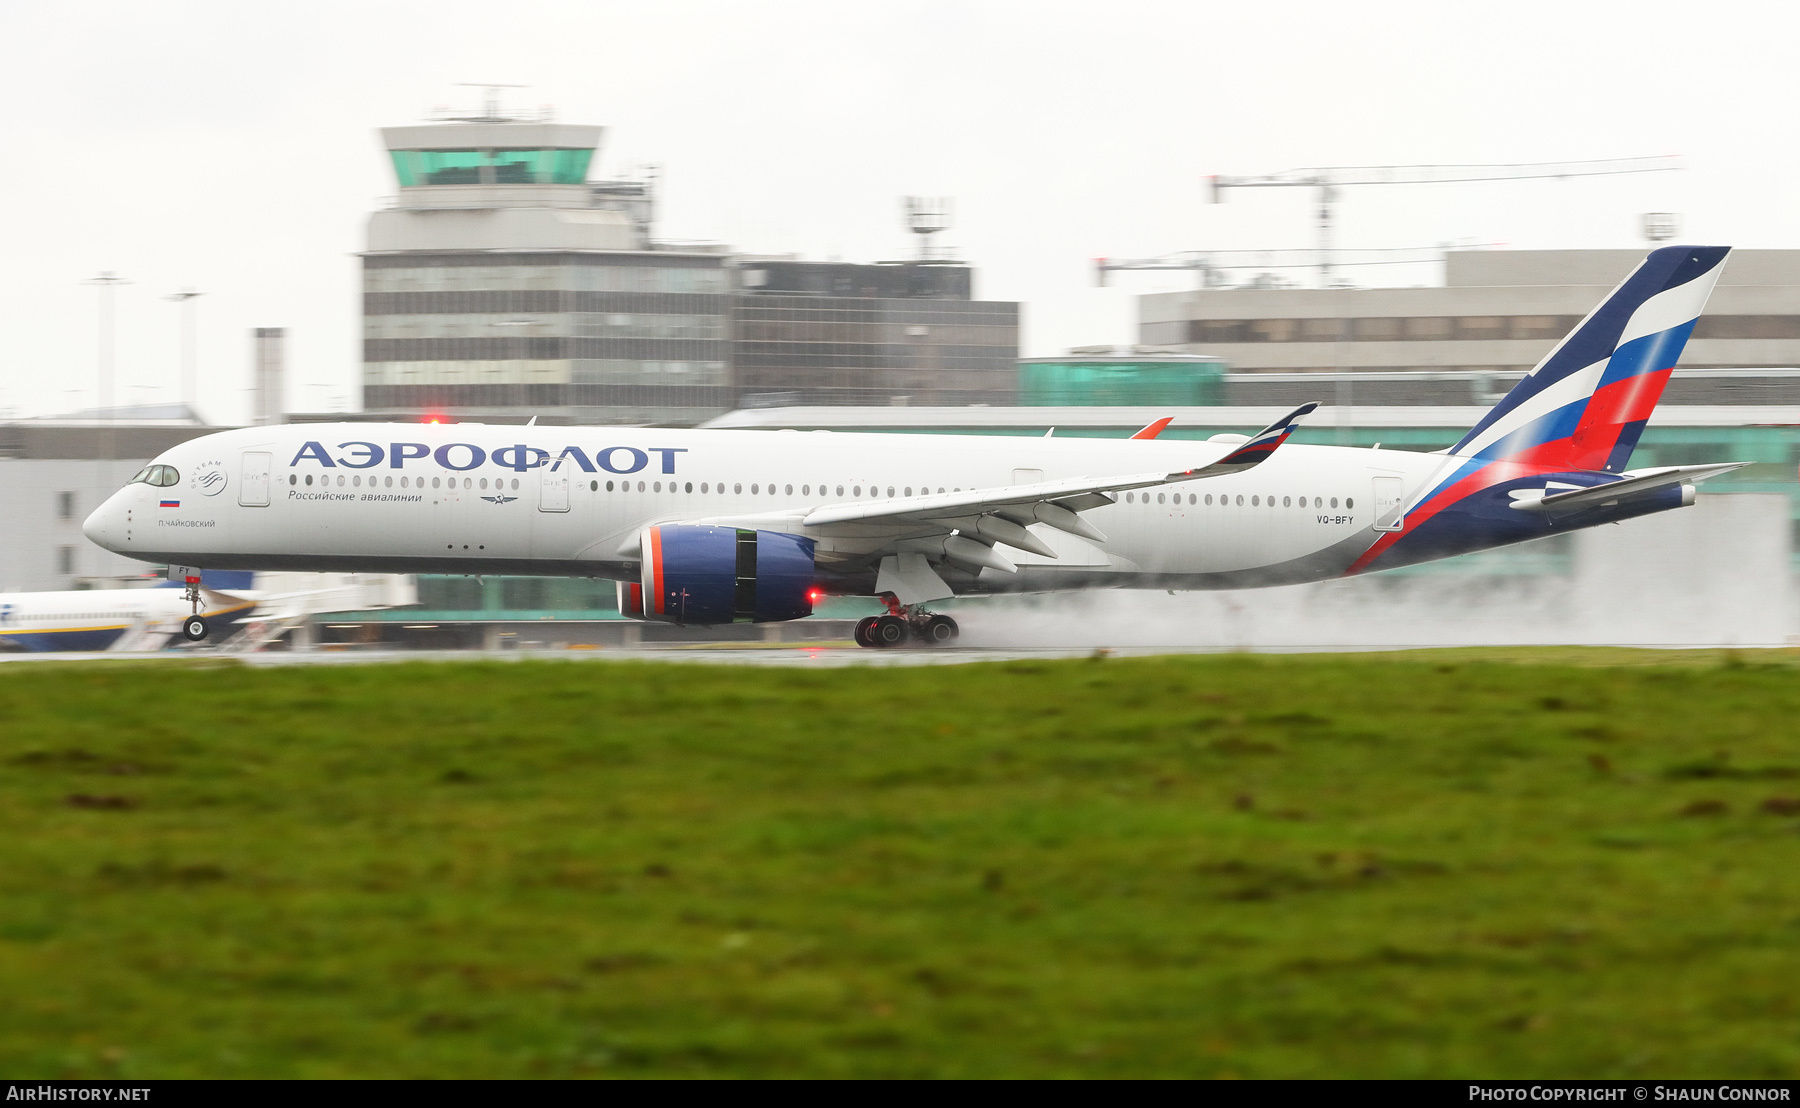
701 482 709 493
1125 492 1134 503
591 481 599 491
1330 497 1338 508
837 486 845 496
289 475 297 486
853 486 862 496
685 482 693 493
605 481 613 492
1188 494 1196 505
1252 496 1260 506
511 479 519 490
1346 498 1354 509
1236 495 1244 506
1157 493 1165 504
637 481 645 492
785 484 793 495
1205 494 1212 505
654 482 662 492
802 485 810 495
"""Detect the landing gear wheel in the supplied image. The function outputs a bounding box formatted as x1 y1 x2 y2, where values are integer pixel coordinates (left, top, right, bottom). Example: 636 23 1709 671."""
920 614 959 645
181 615 210 643
872 615 910 648
854 616 880 648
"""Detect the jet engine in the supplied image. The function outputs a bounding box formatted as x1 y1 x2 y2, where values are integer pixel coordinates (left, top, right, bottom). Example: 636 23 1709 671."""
625 524 816 625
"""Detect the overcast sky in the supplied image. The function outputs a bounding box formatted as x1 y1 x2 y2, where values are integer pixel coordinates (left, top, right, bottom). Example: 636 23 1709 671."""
1 0 1791 423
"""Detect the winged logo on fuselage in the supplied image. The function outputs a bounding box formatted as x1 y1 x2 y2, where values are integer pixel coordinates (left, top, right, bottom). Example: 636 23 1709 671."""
480 495 518 505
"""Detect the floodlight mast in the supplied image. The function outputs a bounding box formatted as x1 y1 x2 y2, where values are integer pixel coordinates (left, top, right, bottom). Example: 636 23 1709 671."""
1206 155 1686 286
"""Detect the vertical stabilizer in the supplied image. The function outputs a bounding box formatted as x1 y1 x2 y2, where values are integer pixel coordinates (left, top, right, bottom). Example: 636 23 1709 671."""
1450 245 1729 473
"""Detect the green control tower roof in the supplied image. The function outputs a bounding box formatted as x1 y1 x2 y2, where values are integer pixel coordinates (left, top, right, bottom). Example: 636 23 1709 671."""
381 122 603 188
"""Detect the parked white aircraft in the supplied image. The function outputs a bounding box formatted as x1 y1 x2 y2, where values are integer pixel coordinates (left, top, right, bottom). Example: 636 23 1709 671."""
83 247 1743 648
0 572 415 653
0 575 255 652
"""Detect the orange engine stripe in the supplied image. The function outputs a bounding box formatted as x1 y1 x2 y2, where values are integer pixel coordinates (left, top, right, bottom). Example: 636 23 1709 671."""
648 528 664 615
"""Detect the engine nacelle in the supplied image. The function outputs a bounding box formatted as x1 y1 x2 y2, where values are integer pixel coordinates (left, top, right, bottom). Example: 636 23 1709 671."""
637 524 816 625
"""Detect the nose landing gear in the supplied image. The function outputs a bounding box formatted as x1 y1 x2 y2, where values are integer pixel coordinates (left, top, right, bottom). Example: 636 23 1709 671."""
854 598 959 649
174 565 209 643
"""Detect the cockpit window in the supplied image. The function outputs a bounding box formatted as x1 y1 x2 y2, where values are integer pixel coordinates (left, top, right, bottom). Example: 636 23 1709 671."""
130 464 180 487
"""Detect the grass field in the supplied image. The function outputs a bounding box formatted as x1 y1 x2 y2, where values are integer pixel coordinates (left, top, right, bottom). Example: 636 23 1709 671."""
2 650 1799 1078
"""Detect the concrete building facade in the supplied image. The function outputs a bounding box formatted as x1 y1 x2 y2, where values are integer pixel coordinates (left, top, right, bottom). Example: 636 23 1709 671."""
732 260 1019 408
1138 249 1800 392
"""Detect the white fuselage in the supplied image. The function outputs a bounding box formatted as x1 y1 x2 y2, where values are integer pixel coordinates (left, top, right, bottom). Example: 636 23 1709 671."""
83 423 1449 592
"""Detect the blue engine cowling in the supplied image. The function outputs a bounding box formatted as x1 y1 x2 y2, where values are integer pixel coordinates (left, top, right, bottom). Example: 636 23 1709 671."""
637 524 816 625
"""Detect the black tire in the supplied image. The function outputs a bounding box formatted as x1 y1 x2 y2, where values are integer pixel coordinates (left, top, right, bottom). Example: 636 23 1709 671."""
854 616 880 649
921 615 959 645
181 615 210 643
872 615 910 648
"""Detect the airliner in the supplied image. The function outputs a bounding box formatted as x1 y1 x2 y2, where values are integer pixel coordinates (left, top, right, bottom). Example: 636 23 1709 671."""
82 246 1741 648
0 572 415 653
0 572 257 652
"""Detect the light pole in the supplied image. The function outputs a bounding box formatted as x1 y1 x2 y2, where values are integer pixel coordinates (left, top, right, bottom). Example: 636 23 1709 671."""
166 289 203 422
84 272 130 420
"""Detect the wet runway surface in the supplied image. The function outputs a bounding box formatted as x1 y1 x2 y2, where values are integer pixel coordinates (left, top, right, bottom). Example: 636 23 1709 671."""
0 643 1398 667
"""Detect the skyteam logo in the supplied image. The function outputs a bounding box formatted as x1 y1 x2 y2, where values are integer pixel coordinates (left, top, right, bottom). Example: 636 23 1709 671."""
192 460 228 497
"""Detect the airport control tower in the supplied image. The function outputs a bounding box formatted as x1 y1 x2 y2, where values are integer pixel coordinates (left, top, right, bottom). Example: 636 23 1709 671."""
362 93 731 424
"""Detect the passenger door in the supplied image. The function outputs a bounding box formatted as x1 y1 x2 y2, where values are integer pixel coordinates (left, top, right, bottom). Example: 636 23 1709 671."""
239 452 272 507
1371 475 1405 532
539 464 570 512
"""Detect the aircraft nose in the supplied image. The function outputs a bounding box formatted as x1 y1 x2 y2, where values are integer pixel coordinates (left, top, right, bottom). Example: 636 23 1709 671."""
83 490 128 552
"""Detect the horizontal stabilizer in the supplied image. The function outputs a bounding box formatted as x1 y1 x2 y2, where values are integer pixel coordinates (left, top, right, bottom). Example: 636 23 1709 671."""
1509 462 1748 512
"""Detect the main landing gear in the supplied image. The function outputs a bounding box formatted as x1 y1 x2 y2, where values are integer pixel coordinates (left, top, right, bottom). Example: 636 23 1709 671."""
854 598 959 649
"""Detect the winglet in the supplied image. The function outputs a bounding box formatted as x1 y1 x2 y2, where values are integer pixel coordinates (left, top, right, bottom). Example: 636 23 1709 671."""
1173 402 1317 480
1130 417 1174 440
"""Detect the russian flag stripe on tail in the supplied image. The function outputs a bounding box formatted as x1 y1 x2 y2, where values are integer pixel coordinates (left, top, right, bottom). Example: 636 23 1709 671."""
1449 245 1729 473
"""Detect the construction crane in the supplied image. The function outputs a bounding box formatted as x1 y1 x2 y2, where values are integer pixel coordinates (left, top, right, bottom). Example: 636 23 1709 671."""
1207 155 1685 286
1094 243 1503 287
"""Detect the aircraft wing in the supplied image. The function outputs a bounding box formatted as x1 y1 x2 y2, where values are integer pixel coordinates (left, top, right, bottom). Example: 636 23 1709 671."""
802 402 1317 536
1510 462 1749 513
780 402 1318 572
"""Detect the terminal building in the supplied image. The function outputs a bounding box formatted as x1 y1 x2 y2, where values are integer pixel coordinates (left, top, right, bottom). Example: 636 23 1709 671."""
1137 249 1800 406
360 106 1020 424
